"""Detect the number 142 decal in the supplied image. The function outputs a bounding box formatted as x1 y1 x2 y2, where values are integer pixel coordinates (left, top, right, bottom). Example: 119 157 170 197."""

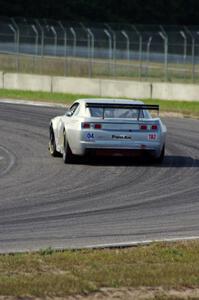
148 133 157 140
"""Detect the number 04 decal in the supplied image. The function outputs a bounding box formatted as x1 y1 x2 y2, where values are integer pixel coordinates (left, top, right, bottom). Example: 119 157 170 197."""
86 132 95 140
148 133 157 140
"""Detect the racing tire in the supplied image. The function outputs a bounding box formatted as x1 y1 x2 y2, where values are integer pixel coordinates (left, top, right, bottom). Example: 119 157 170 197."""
154 145 165 164
49 125 59 157
63 133 74 164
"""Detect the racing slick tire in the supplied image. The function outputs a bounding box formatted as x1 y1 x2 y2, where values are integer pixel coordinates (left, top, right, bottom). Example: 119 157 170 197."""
49 125 59 157
63 133 74 164
154 145 165 164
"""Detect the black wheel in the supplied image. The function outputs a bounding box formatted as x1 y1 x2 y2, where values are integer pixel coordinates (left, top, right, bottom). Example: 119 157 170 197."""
63 133 74 164
49 125 59 157
154 145 165 164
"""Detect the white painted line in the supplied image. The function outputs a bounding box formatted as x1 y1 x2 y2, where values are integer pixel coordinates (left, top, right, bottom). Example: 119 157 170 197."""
85 236 199 249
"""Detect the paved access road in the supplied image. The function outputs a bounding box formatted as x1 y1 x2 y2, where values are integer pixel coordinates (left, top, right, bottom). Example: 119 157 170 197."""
0 102 199 253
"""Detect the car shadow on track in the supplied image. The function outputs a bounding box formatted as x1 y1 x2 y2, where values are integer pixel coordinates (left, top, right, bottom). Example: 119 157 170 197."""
159 155 199 168
72 155 199 168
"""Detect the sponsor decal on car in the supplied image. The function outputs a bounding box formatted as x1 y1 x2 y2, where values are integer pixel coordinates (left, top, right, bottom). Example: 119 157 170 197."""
112 135 132 140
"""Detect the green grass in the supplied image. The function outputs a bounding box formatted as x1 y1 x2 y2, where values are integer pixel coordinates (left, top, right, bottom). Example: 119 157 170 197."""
0 88 199 118
1 241 199 297
0 88 87 104
144 98 199 117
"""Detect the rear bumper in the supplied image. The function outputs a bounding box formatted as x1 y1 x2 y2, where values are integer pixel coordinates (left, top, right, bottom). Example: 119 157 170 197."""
73 140 163 156
86 148 157 158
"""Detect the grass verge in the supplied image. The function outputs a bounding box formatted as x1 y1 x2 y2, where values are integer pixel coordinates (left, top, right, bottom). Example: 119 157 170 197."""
1 241 199 297
0 88 199 118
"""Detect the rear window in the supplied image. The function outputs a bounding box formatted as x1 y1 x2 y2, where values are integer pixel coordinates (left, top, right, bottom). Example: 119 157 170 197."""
89 107 145 119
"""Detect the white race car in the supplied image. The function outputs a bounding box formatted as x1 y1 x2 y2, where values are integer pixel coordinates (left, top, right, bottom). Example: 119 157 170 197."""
49 98 167 163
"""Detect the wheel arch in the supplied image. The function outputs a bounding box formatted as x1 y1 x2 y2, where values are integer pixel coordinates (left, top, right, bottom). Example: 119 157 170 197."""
49 119 57 132
63 126 74 155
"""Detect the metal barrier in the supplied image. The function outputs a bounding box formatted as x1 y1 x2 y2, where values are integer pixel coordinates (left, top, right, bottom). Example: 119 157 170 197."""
1 18 199 83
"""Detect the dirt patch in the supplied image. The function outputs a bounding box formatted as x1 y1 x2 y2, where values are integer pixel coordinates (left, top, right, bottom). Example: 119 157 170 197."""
2 288 199 300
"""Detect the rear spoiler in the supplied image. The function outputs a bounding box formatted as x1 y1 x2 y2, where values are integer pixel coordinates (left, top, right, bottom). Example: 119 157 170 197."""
86 103 159 119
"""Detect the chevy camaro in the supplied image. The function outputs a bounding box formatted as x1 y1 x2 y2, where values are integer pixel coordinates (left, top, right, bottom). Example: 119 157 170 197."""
49 98 167 163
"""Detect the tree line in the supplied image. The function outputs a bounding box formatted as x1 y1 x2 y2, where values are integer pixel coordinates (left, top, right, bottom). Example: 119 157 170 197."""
0 0 199 25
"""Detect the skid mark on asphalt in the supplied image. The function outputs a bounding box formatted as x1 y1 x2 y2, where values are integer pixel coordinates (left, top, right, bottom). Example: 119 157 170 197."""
0 146 16 176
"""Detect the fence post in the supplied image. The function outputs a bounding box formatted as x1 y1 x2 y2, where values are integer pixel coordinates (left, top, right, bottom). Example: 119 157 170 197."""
70 27 77 57
8 24 18 72
32 25 39 73
159 31 168 81
180 30 187 80
191 36 195 83
132 26 142 80
121 30 130 61
104 29 112 59
86 29 91 77
32 25 39 56
112 31 116 77
146 36 152 80
80 23 91 77
51 26 57 56
185 27 195 83
104 29 112 76
87 28 95 77
59 21 67 76
35 19 44 74
105 24 116 77
11 18 19 72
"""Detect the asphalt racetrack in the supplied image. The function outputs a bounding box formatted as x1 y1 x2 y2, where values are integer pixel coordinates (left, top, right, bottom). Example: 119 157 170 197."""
0 102 199 253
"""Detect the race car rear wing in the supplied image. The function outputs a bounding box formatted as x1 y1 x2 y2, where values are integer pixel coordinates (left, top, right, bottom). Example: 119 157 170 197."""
86 103 159 120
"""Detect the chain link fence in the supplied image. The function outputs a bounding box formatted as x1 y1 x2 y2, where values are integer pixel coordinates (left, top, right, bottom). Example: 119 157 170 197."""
1 18 199 83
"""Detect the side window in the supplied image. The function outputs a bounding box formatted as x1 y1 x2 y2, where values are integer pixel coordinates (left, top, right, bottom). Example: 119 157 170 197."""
67 103 79 116
73 104 80 116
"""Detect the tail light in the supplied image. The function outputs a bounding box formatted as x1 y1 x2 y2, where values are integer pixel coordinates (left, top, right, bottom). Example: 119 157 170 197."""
140 124 158 131
151 125 158 130
140 124 147 130
82 123 102 129
82 122 90 129
94 124 102 129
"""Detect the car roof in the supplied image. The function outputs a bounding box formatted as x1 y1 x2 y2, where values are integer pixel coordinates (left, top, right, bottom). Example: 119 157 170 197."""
76 98 144 105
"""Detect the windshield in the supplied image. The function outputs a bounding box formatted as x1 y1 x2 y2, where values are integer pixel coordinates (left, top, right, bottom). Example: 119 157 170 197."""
89 107 145 119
